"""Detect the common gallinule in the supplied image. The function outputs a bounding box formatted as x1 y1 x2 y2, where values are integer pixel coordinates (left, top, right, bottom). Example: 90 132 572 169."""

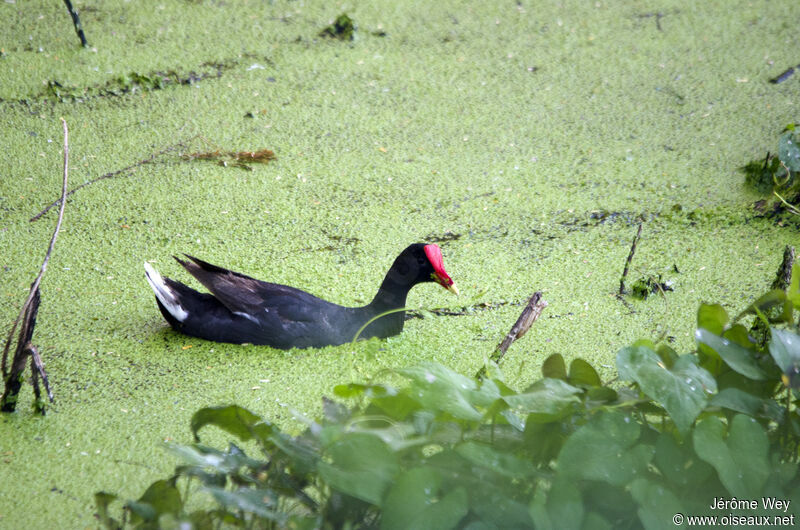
144 243 458 348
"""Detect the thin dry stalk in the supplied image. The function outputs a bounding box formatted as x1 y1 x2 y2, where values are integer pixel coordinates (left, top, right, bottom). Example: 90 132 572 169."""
1 118 68 411
30 135 196 222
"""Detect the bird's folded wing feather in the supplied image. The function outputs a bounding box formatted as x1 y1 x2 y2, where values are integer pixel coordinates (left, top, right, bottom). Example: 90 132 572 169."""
176 255 319 322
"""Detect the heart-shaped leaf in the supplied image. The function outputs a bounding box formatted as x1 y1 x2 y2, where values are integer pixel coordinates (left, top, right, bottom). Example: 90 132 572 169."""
653 433 713 489
542 354 567 380
382 468 467 530
568 358 601 387
503 378 581 423
126 479 182 524
317 433 398 505
697 303 728 333
191 405 273 443
629 478 684 530
557 411 654 487
529 475 584 530
693 414 769 498
399 363 499 421
617 346 716 433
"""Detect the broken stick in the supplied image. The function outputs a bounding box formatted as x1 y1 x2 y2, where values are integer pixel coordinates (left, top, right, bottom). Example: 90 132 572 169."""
476 291 548 379
1 118 68 413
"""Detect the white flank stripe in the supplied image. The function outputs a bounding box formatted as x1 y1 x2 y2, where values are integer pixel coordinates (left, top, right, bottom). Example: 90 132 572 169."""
233 311 259 324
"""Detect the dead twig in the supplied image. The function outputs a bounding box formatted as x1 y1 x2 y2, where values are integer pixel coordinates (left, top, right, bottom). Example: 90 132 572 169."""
619 223 643 295
476 292 547 379
2 118 69 412
30 135 197 222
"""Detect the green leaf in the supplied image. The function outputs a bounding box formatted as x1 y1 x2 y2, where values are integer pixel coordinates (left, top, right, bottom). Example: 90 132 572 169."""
94 492 120 530
126 479 182 524
542 354 567 380
697 304 728 373
333 382 396 399
778 130 800 171
653 433 713 489
697 303 728 334
382 468 468 530
398 363 498 421
323 397 350 423
568 358 601 387
693 415 769 498
369 391 422 420
166 442 263 476
710 388 784 421
736 290 788 321
503 378 581 422
455 441 536 480
586 386 617 402
695 328 766 380
557 411 654 487
629 478 684 530
317 433 398 505
656 343 679 369
524 422 569 465
617 346 716 433
548 476 584 530
581 512 614 530
769 328 800 374
529 476 583 530
529 487 552 530
191 405 273 443
204 487 284 523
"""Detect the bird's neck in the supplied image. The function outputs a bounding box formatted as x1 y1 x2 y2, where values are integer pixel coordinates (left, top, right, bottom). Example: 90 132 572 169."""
367 277 411 313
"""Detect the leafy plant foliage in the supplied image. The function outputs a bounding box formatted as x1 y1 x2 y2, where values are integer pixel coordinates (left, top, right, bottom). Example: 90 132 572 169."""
97 267 800 529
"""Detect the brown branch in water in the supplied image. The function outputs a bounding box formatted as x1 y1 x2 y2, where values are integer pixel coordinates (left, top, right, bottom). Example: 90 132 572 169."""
2 118 69 412
476 292 547 379
619 223 643 295
30 135 197 222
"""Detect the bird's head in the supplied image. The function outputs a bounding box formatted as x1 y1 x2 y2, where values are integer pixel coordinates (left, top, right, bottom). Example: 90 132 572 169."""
423 243 459 295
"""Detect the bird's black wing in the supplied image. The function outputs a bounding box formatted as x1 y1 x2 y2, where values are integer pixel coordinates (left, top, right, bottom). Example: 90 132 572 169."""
175 255 324 323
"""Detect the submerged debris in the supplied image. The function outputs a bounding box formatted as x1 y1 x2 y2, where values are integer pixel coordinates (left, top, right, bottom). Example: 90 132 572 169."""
183 149 276 170
320 14 356 41
770 64 799 84
3 119 69 414
631 275 674 300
